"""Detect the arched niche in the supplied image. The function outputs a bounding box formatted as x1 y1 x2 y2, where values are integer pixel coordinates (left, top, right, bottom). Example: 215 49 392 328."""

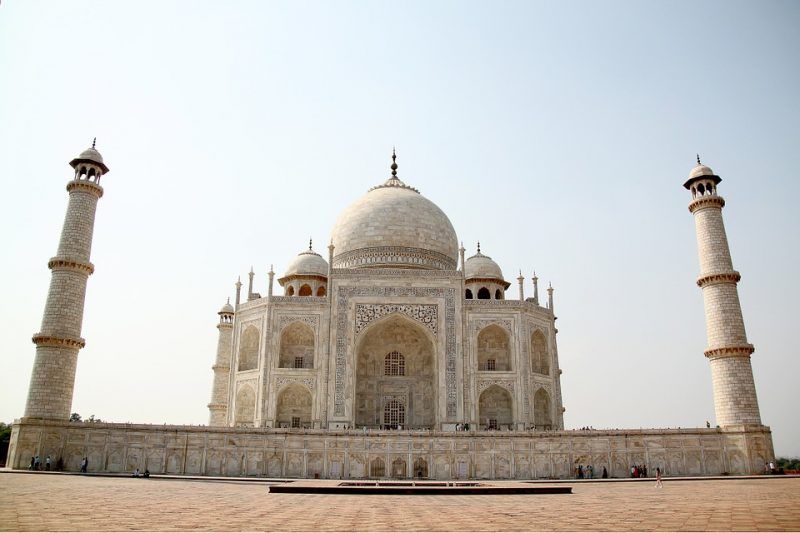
279 322 315 368
477 324 511 371
355 314 436 429
275 384 312 428
531 329 550 375
534 388 552 430
479 385 513 429
477 287 491 299
234 385 256 426
299 284 312 296
238 326 259 371
286 285 295 296
370 457 385 478
316 286 326 297
465 288 473 299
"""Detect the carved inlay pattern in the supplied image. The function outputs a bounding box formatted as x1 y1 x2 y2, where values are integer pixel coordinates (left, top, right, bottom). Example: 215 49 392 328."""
333 246 457 271
278 315 319 330
477 379 515 394
334 286 456 418
355 304 438 336
276 376 316 391
473 319 513 333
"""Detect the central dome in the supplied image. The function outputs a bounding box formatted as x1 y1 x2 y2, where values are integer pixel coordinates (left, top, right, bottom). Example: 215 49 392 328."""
330 156 458 270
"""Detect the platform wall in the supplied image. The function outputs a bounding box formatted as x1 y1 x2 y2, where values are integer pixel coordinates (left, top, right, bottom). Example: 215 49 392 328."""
7 419 774 479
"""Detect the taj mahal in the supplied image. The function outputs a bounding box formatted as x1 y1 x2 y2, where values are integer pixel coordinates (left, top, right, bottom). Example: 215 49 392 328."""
6 143 774 480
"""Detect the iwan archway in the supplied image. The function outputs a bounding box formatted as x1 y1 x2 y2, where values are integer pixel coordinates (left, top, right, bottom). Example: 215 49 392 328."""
354 314 437 429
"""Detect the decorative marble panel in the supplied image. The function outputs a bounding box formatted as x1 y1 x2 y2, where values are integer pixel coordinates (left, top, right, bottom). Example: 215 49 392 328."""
276 377 316 391
355 304 437 336
277 315 319 331
477 379 515 394
473 319 513 333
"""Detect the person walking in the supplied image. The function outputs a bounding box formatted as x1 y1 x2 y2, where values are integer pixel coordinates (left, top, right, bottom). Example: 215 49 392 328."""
45 456 51 471
655 467 663 488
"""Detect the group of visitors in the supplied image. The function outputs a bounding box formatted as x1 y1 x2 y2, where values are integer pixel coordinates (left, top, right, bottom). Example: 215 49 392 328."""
574 464 607 479
454 423 471 431
131 468 150 478
28 455 62 471
631 464 648 478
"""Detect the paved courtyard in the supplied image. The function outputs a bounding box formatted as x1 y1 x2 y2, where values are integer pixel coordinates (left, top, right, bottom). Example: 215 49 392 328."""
1 472 799 531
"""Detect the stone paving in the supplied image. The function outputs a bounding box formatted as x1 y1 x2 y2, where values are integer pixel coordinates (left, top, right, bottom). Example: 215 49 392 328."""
1 472 799 531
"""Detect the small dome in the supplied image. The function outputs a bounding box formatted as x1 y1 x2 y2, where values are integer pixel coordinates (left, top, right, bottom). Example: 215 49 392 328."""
688 163 715 180
465 249 504 280
69 141 109 173
219 300 234 314
283 246 329 278
683 158 721 190
78 147 105 164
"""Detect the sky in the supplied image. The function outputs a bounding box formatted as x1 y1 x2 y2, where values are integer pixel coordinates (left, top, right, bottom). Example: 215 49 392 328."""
1 1 798 456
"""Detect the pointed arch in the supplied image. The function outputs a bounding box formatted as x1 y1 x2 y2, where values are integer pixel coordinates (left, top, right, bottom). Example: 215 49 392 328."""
479 385 513 429
477 324 511 371
316 286 326 297
298 284 312 296
275 384 312 428
370 457 385 478
495 288 503 300
234 385 256 426
534 388 552 430
238 326 259 371
477 287 491 299
286 285 295 296
465 288 473 299
355 313 436 429
413 457 428 478
531 329 550 375
391 457 407 478
279 322 315 368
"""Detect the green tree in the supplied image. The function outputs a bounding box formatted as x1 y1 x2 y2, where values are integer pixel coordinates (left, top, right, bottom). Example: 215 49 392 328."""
69 413 82 422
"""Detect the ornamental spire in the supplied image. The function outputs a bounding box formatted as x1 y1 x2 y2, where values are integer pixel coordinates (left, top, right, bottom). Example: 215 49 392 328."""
92 137 96 149
697 153 701 165
391 147 398 178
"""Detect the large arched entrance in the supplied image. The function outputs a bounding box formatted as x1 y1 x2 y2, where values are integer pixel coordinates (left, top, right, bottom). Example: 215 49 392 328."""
478 385 513 430
275 384 313 428
355 314 436 429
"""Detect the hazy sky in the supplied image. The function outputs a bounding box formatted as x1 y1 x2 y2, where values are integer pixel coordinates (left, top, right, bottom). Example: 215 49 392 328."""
1 1 798 456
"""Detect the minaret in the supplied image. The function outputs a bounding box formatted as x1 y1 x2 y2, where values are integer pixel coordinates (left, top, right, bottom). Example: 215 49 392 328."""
234 276 242 307
267 265 275 299
247 267 255 300
24 140 109 420
685 157 762 426
517 270 525 300
547 283 554 314
532 271 539 305
459 242 466 273
208 299 234 426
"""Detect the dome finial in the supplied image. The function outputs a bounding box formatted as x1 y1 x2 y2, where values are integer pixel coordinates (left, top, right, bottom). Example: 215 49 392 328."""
309 237 313 251
390 147 398 178
92 137 96 149
477 241 481 254
697 153 701 165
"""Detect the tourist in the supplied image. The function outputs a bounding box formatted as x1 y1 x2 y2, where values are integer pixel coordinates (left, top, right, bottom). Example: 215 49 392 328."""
602 466 608 479
80 457 88 473
45 455 51 471
29 456 35 470
56 457 64 471
132 468 140 477
655 467 663 488
34 455 40 470
143 469 150 478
